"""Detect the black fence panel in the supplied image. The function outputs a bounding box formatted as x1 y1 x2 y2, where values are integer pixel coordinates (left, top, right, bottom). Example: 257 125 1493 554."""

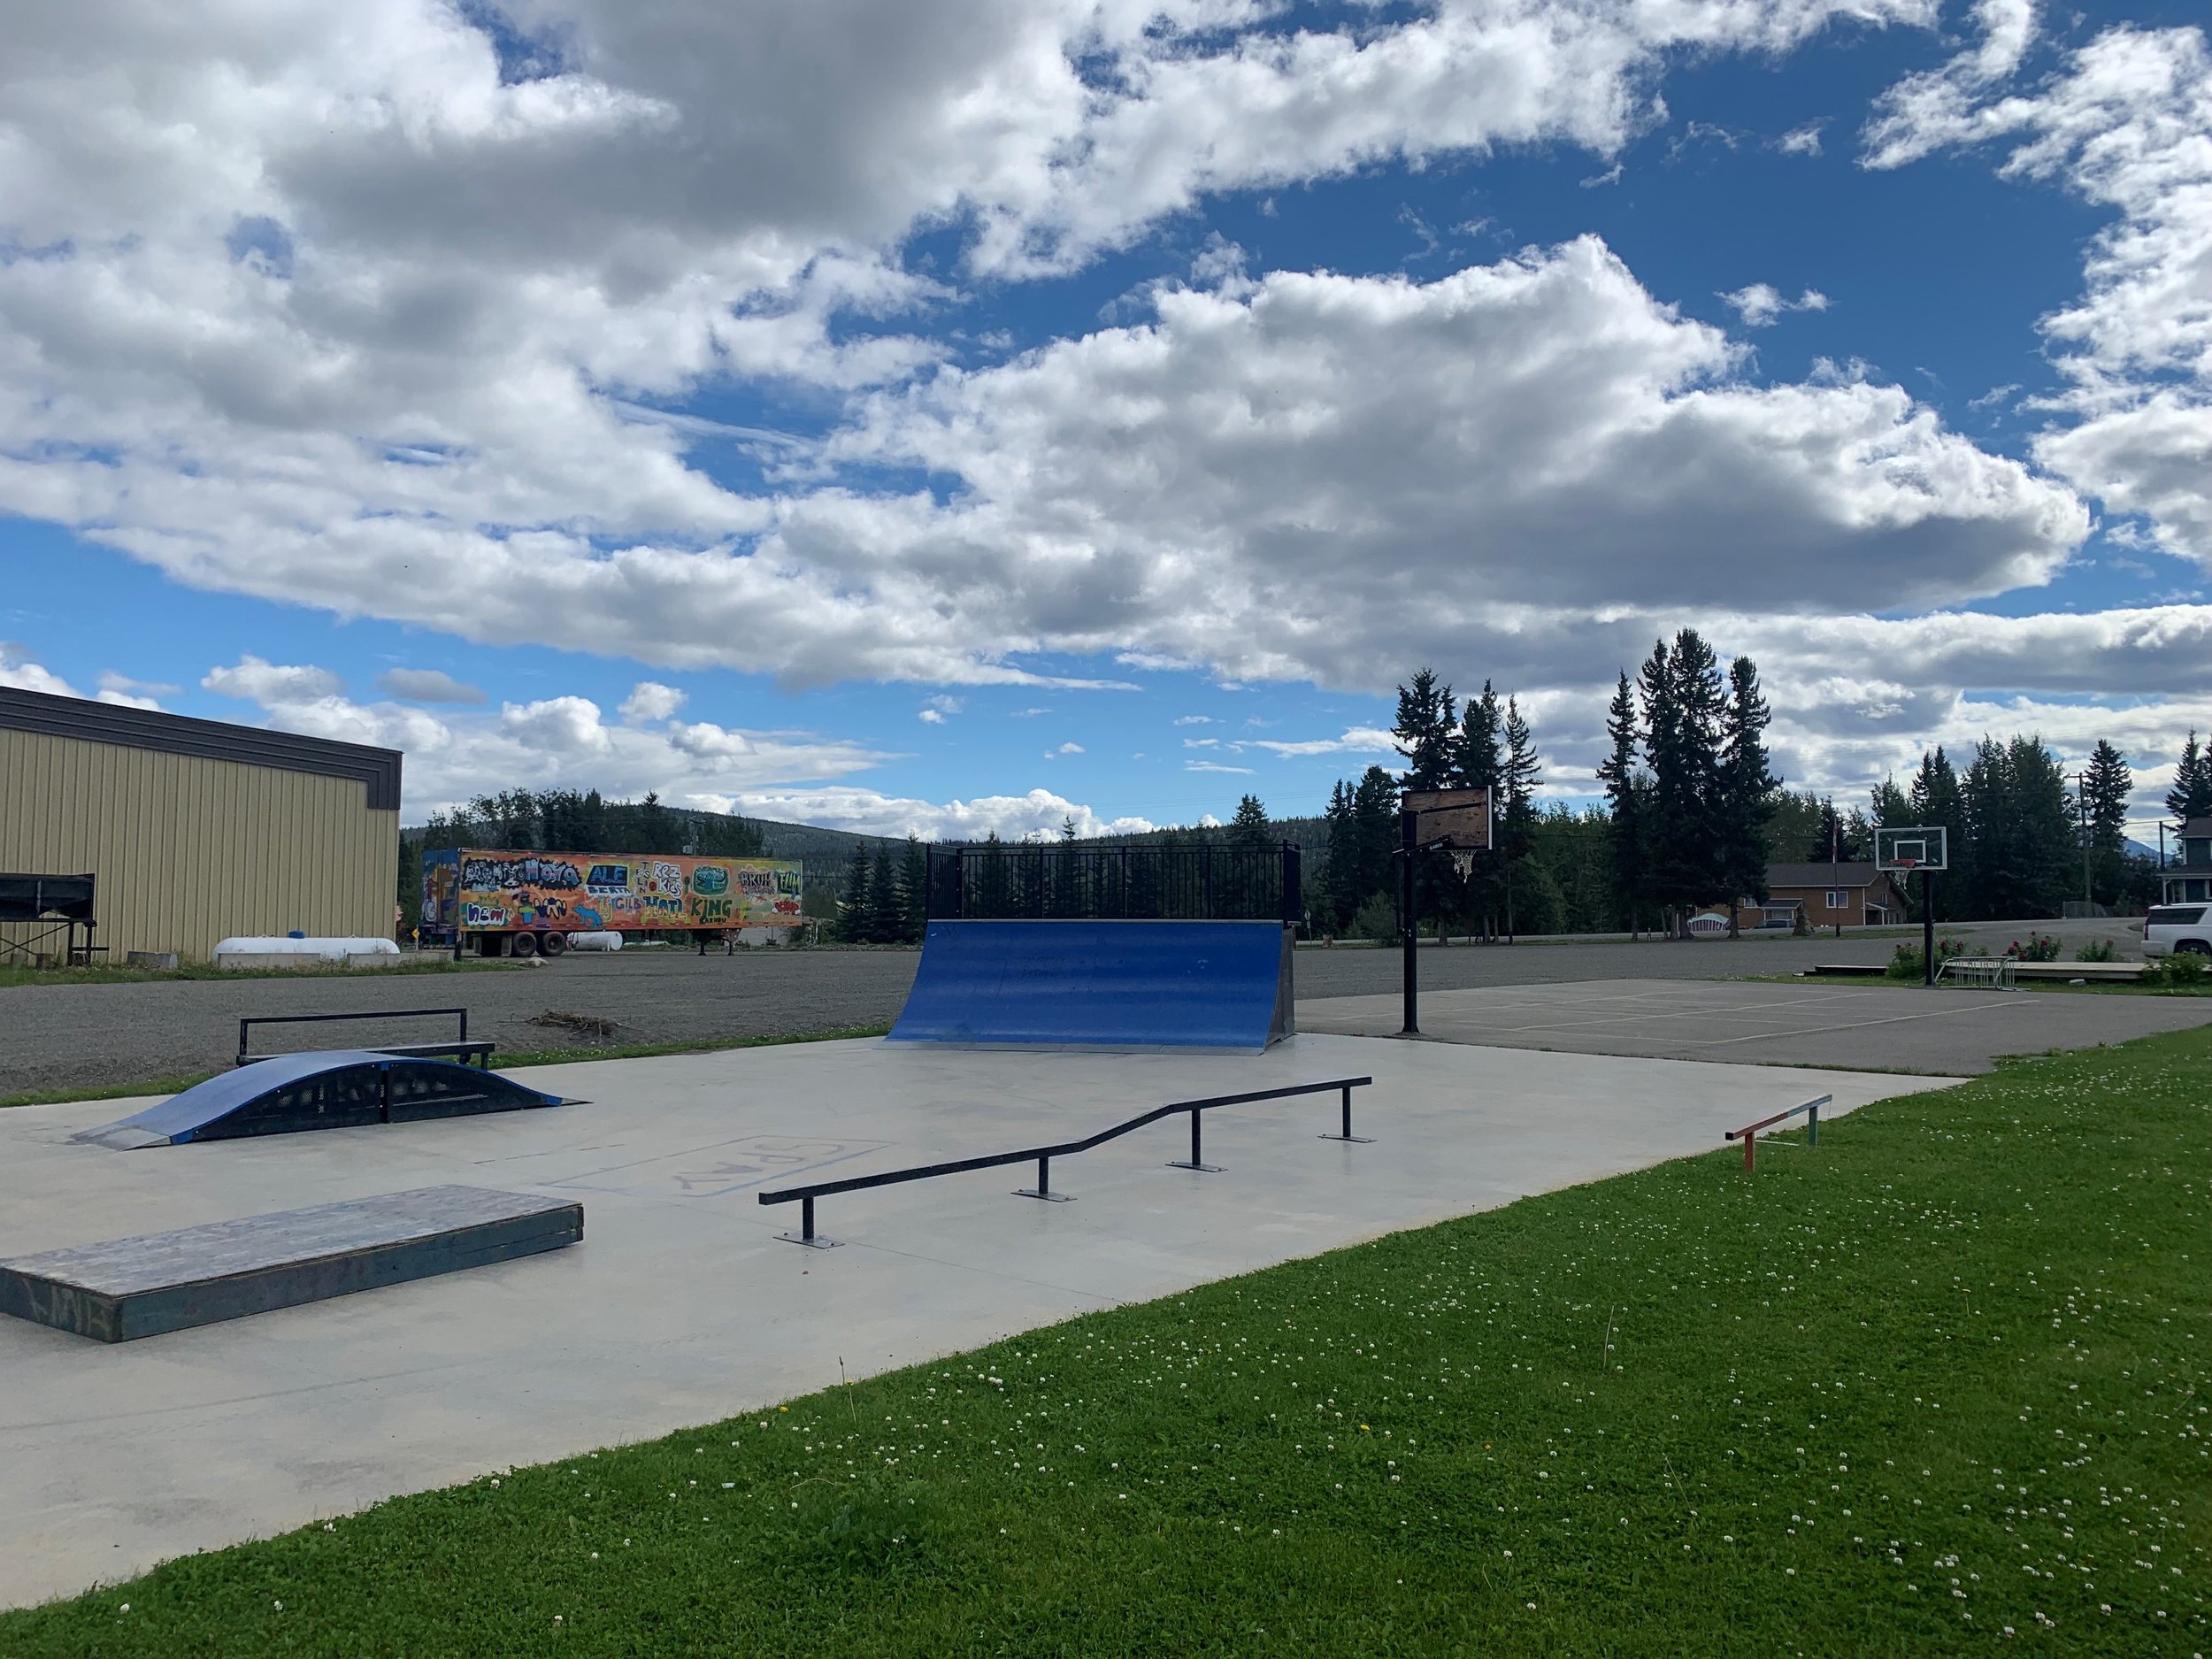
925 842 1301 925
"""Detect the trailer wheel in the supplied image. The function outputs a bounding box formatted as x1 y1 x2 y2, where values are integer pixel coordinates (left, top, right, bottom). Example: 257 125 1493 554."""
510 931 537 958
538 930 566 956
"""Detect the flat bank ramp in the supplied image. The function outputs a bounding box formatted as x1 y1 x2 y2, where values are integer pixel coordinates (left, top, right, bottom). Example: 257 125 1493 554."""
887 919 1294 1052
0 1186 582 1341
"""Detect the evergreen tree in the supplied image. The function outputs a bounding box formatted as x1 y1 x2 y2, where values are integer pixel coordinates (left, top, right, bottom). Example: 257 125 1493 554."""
1908 747 1966 921
838 850 873 942
1320 780 1360 933
899 836 930 942
1392 668 1458 790
1641 629 1724 931
1453 681 1502 792
1869 777 1911 828
1594 671 1648 937
1447 681 1503 935
1351 765 1402 937
2167 731 2212 826
1230 794 1272 849
1960 735 2075 920
1716 655 1778 936
866 842 903 941
1806 800 1858 864
1498 695 1540 939
2080 740 2132 907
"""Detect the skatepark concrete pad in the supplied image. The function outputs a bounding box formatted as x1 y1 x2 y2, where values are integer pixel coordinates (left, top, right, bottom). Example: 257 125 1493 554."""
0 1033 1951 1609
0 1187 581 1343
890 918 1294 1051
73 1050 565 1148
1299 978 2212 1074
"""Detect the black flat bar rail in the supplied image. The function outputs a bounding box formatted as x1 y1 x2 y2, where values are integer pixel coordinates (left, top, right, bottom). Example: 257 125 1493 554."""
236 1007 480 1069
758 1075 1374 1248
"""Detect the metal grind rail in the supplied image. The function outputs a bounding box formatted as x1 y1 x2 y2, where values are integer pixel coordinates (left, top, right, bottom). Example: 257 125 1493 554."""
1724 1094 1831 1171
758 1075 1375 1248
236 1007 492 1069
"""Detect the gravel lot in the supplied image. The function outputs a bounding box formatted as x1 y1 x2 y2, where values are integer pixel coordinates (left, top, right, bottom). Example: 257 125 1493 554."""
0 916 2147 1098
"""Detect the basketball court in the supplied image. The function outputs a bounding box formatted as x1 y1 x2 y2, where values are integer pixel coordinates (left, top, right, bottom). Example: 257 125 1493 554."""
1297 977 2212 1072
0 1031 1943 1609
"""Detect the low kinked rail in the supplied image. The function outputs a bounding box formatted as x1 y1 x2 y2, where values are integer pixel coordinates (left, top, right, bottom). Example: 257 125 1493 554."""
236 1007 493 1070
757 1076 1375 1248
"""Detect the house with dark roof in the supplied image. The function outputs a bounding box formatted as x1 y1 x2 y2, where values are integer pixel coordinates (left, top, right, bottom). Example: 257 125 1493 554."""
1763 861 1913 929
2164 818 2212 905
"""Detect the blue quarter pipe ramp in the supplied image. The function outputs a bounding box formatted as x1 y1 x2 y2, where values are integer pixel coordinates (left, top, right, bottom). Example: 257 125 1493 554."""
887 920 1294 1052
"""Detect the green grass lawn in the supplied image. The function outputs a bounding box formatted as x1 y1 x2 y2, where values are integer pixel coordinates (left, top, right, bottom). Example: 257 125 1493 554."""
6 1032 2208 1656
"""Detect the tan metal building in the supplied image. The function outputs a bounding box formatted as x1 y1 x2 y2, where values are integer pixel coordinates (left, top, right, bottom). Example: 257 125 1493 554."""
1 687 402 963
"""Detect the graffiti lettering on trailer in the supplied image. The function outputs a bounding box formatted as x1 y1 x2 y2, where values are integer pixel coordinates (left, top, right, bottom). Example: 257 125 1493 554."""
463 856 583 892
465 902 510 929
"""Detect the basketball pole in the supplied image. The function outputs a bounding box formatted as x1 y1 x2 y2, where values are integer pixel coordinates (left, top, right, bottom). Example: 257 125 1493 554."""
1401 806 1419 1035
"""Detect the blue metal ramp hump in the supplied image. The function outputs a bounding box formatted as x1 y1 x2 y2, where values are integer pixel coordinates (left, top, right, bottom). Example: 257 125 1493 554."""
887 920 1294 1052
73 1051 565 1149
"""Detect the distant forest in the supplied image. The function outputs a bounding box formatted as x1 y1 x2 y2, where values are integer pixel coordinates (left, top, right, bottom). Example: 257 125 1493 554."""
396 653 2212 939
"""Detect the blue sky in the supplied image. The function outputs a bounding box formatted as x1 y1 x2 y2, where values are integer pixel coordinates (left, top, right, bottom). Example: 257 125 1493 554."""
4 0 2209 836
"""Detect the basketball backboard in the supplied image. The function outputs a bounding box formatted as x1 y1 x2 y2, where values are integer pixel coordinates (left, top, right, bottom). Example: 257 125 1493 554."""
1403 786 1493 852
1874 825 1948 872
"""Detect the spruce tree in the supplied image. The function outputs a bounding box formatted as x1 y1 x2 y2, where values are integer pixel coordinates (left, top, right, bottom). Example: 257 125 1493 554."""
1909 747 1966 921
1961 735 2074 919
1717 655 1778 936
899 836 930 941
1392 668 1457 790
1450 682 1503 935
1321 780 1360 933
1231 794 1271 849
2168 731 2212 826
1499 695 1540 939
1641 629 1724 931
1869 778 1910 828
2082 740 2132 906
867 843 903 941
1453 681 1502 792
839 850 873 942
1594 671 1647 937
1806 801 1857 863
1351 765 1402 934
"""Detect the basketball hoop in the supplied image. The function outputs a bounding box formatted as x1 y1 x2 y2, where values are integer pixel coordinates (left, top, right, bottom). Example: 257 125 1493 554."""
1448 849 1477 880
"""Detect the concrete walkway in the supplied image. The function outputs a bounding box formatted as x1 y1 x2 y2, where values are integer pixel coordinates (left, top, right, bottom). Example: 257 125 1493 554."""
0 1033 1950 1609
1300 979 2212 1074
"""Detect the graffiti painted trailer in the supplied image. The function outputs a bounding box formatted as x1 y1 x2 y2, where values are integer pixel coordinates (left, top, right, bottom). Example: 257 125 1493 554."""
419 849 803 957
